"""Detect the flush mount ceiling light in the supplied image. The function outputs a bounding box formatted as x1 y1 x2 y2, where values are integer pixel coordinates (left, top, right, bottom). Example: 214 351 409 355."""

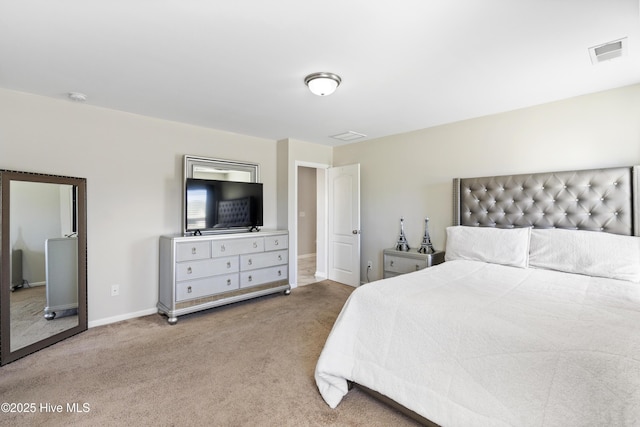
304 72 341 96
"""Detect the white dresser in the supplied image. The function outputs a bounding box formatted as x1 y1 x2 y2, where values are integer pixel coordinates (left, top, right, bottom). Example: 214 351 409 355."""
158 230 290 324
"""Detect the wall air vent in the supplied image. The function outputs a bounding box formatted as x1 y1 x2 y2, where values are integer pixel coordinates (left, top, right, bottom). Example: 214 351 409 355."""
331 131 367 142
589 37 627 64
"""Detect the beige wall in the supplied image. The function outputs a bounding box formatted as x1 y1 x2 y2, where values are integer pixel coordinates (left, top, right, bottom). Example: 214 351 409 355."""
2 82 638 323
0 88 278 326
297 166 317 256
333 83 640 282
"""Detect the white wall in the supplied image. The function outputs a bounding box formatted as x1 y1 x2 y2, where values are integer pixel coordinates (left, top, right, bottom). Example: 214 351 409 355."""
10 181 63 284
333 83 640 282
0 88 278 326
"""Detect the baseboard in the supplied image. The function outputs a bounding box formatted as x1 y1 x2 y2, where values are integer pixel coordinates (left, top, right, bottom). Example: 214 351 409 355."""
88 307 158 328
314 272 327 280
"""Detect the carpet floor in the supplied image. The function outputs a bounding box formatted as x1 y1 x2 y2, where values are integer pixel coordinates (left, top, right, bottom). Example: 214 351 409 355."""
0 280 419 427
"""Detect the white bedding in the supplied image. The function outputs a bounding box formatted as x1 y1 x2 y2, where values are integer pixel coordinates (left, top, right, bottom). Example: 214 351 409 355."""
315 260 640 426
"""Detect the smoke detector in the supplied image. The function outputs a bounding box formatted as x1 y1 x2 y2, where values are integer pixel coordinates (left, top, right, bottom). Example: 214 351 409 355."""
68 92 87 102
589 38 627 64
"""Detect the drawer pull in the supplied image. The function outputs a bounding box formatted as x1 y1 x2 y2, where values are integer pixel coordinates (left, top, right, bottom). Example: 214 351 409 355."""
187 286 192 294
191 247 197 255
278 255 282 261
248 259 252 266
226 279 232 286
415 264 420 271
390 260 394 267
253 242 258 248
187 267 192 274
278 270 282 276
248 275 252 282
274 239 279 246
221 244 226 252
226 261 231 269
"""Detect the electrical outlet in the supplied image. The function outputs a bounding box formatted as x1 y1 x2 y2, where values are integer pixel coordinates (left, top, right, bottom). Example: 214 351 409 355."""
367 260 373 269
111 284 120 297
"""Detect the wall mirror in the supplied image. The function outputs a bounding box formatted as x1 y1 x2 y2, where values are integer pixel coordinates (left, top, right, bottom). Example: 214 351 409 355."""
183 155 260 235
0 170 87 365
184 155 259 183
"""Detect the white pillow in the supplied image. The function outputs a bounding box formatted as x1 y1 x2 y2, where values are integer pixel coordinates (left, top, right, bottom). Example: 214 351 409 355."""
445 226 531 268
529 228 640 282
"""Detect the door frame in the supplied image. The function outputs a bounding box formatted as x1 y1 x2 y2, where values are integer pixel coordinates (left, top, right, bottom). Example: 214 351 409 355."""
293 161 330 287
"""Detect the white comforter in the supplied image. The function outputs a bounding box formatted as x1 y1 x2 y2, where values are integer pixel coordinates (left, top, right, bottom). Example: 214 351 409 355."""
315 260 640 426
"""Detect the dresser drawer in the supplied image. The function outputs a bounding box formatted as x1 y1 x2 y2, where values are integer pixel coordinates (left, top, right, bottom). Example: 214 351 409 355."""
175 274 239 301
384 255 427 274
264 234 288 251
211 237 264 257
240 265 288 289
240 250 288 271
175 256 238 282
176 241 211 262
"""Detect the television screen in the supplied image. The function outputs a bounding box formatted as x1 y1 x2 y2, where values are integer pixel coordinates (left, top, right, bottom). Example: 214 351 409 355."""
185 178 263 233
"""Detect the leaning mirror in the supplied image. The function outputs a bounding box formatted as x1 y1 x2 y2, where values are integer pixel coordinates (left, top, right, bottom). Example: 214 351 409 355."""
0 170 87 365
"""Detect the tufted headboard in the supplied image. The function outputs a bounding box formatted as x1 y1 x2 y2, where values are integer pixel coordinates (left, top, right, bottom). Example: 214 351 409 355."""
453 166 639 236
215 197 252 228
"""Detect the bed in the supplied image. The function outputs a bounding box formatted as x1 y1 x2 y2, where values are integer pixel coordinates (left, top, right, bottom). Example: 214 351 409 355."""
315 166 640 426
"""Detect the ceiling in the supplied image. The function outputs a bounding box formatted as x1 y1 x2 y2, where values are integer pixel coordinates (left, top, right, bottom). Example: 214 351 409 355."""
1 0 639 146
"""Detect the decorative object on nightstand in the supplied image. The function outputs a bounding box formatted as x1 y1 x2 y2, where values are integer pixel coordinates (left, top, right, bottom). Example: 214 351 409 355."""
395 217 410 251
383 248 445 279
417 217 435 254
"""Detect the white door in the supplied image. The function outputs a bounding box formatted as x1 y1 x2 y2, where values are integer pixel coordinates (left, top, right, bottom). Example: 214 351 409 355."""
328 164 360 287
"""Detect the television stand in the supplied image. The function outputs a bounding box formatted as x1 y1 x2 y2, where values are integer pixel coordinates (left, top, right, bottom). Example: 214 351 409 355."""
158 230 289 324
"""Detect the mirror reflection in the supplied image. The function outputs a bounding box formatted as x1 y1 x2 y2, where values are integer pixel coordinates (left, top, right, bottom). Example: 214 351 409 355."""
9 181 78 351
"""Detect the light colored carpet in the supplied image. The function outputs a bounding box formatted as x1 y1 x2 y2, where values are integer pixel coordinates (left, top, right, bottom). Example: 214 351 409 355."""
1 281 419 426
10 285 78 351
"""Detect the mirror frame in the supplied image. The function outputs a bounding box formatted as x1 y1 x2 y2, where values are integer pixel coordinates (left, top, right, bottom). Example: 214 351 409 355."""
182 155 260 236
0 170 87 365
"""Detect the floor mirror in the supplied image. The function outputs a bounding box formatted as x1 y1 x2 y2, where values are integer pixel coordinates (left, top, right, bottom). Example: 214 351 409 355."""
0 170 87 365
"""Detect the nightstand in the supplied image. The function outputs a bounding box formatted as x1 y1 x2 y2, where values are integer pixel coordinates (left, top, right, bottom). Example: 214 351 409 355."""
383 249 445 279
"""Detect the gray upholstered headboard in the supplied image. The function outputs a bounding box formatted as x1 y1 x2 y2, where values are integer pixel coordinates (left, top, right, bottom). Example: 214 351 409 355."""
453 166 639 236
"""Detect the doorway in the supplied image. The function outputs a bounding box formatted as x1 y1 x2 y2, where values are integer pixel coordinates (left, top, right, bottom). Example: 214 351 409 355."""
296 164 327 286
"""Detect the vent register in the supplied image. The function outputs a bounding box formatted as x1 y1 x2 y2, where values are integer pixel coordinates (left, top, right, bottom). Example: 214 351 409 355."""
589 38 628 64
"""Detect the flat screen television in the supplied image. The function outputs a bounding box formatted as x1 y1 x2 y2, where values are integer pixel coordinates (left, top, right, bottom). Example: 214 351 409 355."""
185 178 263 234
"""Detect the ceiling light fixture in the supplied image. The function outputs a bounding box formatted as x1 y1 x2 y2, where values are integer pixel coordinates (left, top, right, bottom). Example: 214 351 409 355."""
304 72 341 96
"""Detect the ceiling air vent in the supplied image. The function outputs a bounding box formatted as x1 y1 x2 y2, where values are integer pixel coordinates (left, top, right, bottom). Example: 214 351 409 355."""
331 131 367 142
589 37 627 64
